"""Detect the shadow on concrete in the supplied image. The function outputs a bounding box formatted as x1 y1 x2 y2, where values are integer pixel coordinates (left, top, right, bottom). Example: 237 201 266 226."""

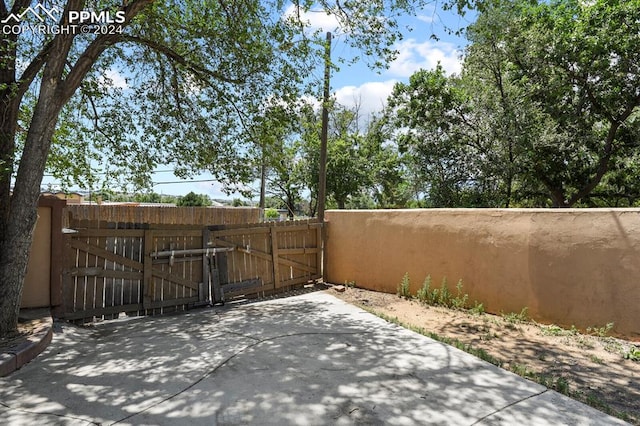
0 292 626 425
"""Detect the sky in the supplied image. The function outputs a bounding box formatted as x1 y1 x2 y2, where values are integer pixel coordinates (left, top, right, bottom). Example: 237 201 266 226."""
41 3 474 201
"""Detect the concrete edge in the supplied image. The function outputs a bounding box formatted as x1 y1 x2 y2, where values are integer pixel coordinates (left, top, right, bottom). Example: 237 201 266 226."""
0 313 53 378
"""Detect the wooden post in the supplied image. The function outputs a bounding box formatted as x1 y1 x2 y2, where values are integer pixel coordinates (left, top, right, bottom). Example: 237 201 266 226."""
317 31 331 222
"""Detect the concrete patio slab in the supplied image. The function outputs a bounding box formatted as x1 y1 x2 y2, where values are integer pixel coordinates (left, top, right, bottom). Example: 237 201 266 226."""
0 292 628 425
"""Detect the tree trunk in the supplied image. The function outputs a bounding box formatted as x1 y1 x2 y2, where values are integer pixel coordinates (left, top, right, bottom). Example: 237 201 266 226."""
0 42 67 335
0 32 23 335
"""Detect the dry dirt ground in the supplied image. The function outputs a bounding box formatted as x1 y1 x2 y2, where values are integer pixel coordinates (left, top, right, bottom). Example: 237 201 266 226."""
327 285 640 425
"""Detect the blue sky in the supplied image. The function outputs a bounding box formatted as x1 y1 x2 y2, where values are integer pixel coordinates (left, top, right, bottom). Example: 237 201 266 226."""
41 3 474 201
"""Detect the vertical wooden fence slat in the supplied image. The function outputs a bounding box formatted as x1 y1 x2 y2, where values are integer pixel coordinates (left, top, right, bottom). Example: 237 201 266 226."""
143 230 153 312
61 219 323 320
270 227 281 290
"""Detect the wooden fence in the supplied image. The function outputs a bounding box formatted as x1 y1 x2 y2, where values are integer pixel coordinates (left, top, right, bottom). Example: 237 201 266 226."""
64 204 260 229
61 220 322 322
208 220 323 301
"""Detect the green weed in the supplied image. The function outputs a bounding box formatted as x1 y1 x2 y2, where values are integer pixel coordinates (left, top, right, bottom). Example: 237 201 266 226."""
540 324 567 336
415 275 471 310
470 301 485 315
586 322 614 338
397 273 411 299
451 279 469 309
588 355 605 365
624 346 640 361
416 275 432 303
502 307 529 324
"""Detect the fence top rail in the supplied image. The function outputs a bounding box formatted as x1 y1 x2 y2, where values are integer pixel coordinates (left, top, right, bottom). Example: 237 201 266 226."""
208 218 322 231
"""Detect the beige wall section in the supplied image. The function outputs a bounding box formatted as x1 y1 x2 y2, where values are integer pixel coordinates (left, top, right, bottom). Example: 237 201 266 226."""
22 206 52 308
325 209 640 340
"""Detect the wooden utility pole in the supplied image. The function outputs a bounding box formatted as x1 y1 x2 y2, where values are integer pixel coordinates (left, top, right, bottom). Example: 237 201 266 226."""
317 31 331 222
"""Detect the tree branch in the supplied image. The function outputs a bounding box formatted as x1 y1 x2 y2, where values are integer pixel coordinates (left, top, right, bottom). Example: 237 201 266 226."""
116 34 246 85
61 0 155 100
8 0 31 15
16 41 55 101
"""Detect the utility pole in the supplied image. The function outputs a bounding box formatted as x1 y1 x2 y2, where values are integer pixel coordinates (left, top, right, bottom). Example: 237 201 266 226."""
317 31 331 222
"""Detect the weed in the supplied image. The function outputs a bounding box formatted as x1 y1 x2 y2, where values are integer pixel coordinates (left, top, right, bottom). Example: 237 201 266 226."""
416 276 471 310
586 322 614 338
589 355 605 365
624 346 640 361
604 340 624 354
344 280 357 288
397 273 411 299
451 279 468 309
539 375 570 394
416 275 431 303
438 278 452 306
510 363 534 378
502 307 529 324
540 324 566 336
580 338 596 349
470 301 485 315
554 376 570 394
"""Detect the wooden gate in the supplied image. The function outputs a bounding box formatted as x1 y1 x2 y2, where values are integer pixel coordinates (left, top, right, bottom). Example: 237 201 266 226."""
207 220 323 302
61 220 322 321
62 227 208 321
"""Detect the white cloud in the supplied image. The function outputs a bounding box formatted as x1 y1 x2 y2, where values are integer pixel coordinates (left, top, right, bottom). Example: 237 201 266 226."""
283 4 342 34
101 69 128 89
334 80 398 119
387 38 462 77
416 14 435 24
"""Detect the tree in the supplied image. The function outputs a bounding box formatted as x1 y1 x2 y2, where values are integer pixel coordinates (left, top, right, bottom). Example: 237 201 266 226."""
387 66 507 207
466 0 640 207
296 102 372 210
362 114 414 208
176 191 211 207
387 0 640 208
1 0 433 335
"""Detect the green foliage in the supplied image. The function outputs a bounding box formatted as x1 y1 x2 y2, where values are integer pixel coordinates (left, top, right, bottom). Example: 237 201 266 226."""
502 307 529 324
385 0 640 208
416 275 472 310
176 192 211 207
451 279 468 309
416 275 432 303
586 323 614 338
397 273 411 299
470 301 485 315
264 208 280 220
624 347 640 362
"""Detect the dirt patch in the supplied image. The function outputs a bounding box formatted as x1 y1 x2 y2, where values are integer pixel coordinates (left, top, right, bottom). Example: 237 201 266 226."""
328 285 640 424
0 313 52 356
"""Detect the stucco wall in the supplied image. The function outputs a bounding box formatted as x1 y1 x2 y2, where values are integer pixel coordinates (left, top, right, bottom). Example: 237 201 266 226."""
22 206 52 308
325 209 640 339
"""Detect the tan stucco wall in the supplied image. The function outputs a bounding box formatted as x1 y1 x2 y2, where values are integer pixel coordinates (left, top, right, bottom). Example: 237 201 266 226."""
21 206 52 308
325 209 640 340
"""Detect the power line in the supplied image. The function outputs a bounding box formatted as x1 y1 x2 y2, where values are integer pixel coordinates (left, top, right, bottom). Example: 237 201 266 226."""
153 179 217 185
